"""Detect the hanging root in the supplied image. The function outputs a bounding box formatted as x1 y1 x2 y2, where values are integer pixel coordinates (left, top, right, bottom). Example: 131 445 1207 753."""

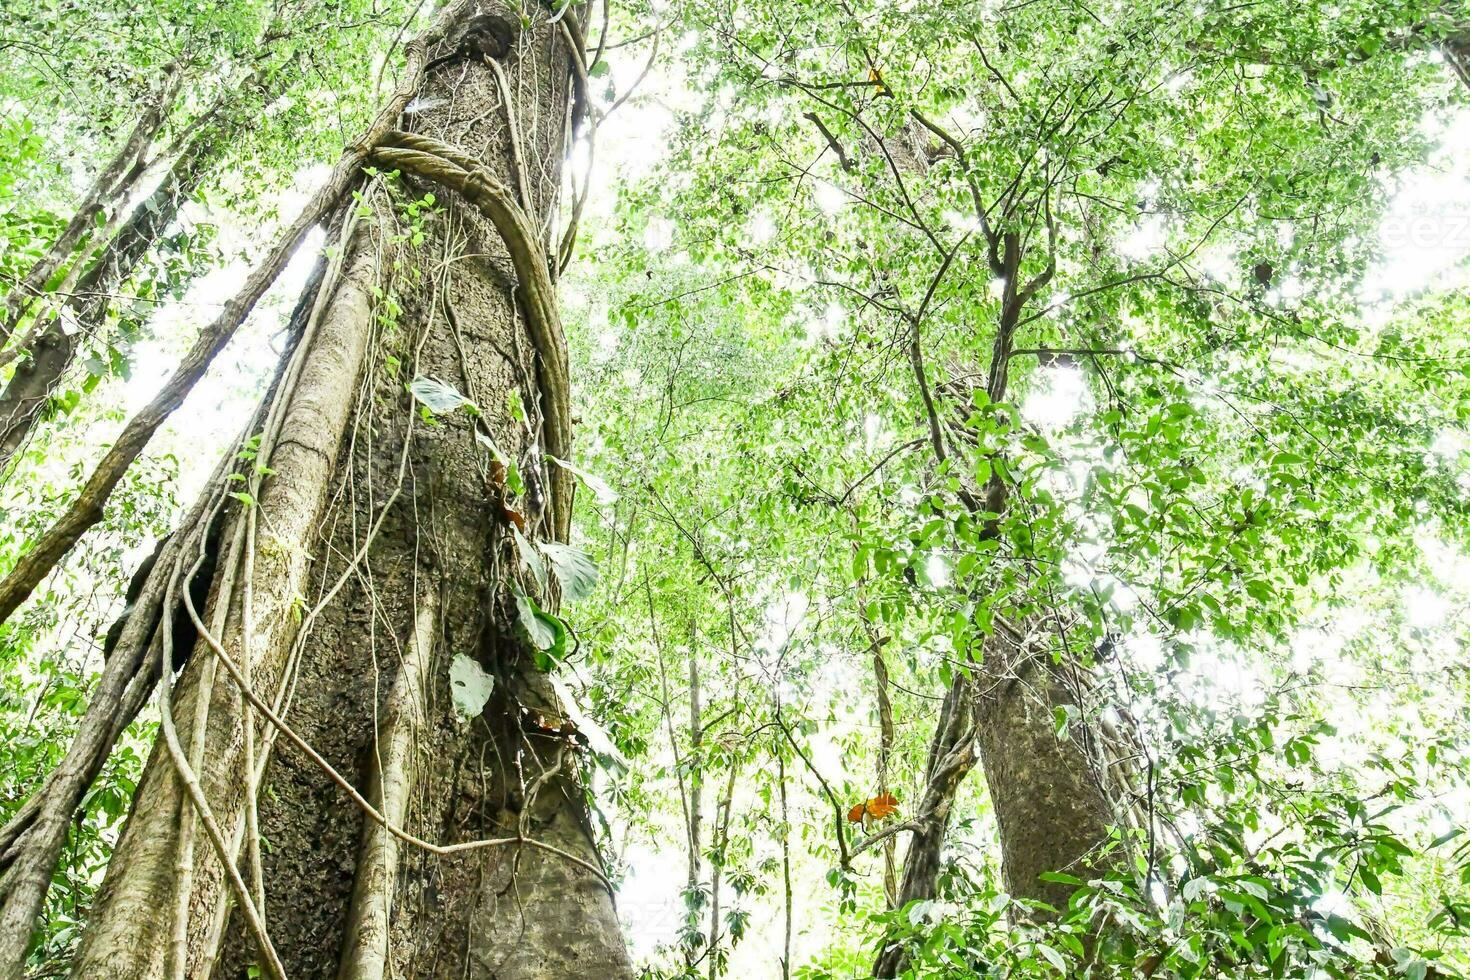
163 181 373 980
0 419 264 976
338 598 438 980
0 236 331 973
158 559 287 980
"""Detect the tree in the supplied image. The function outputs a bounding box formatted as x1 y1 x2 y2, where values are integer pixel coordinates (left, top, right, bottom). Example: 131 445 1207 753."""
2 2 633 976
593 0 1470 974
0 0 345 472
0 120 215 472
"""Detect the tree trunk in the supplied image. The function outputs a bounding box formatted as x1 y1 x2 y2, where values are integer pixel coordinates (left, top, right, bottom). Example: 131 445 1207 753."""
0 279 314 980
866 630 898 909
688 629 704 942
68 5 632 977
0 60 185 345
971 624 1114 913
875 258 1113 973
0 130 217 473
1445 29 1470 91
871 622 1117 976
870 668 978 978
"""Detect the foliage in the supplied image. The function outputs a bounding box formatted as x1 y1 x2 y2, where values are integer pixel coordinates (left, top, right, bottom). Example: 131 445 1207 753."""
4 0 1470 975
561 0 1470 974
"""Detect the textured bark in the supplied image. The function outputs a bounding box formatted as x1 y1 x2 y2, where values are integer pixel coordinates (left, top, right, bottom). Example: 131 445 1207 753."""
871 624 1117 976
972 630 1113 913
336 600 437 980
870 668 979 978
0 132 217 473
69 4 631 977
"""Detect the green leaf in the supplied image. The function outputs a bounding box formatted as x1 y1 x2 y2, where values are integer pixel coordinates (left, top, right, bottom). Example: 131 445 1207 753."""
512 524 546 592
1035 943 1067 973
409 375 477 415
548 455 618 504
538 542 599 602
515 592 555 650
448 654 494 720
513 592 569 669
1053 703 1077 741
1323 913 1371 944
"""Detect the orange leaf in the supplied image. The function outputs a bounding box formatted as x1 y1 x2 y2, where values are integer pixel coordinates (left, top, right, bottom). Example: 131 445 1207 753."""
847 803 867 823
865 792 900 820
502 505 526 530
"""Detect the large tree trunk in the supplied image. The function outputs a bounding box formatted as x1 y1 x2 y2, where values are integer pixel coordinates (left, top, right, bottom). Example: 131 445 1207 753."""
875 242 1117 972
871 621 1118 976
971 625 1115 913
69 5 632 976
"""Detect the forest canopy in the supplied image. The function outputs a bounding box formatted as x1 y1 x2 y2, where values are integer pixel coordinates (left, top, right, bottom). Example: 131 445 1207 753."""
1 0 1469 977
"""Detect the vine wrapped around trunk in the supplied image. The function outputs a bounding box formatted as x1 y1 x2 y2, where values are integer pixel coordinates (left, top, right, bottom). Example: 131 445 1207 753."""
56 2 632 976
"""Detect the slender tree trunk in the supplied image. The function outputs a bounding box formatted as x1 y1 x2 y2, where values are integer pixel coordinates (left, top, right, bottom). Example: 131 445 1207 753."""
1445 29 1470 90
0 60 186 345
871 668 979 978
649 590 704 967
777 751 792 980
688 626 704 897
68 4 632 976
0 131 218 473
869 634 898 908
707 755 737 980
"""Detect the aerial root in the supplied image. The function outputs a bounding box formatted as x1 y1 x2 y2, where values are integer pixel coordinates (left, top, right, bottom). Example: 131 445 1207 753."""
337 599 437 980
181 590 615 892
